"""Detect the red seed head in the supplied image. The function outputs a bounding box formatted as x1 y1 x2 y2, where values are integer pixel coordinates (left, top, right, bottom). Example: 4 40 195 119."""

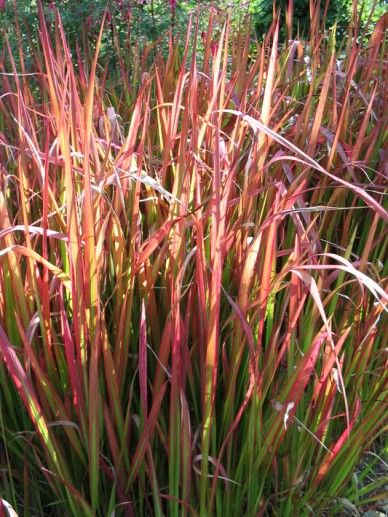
86 15 93 30
125 8 132 21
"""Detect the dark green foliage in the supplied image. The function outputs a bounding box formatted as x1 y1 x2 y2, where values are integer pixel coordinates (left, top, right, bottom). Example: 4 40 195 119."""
1 1 211 72
251 0 349 37
250 0 386 40
0 0 384 68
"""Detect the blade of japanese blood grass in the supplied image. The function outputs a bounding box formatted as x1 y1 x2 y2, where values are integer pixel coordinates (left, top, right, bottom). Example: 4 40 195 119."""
169 314 182 517
88 311 101 512
200 120 224 515
168 255 184 517
351 85 377 164
307 53 335 156
38 4 86 370
246 54 274 163
126 382 167 490
260 18 278 132
114 273 135 389
257 190 280 352
133 216 184 274
114 73 148 167
180 391 192 516
193 183 208 401
41 119 54 366
102 404 123 488
359 212 380 275
326 48 358 170
142 263 166 357
94 211 113 285
145 447 163 517
286 0 293 41
155 68 169 160
289 238 303 325
312 398 362 488
197 24 227 149
188 49 208 401
139 301 148 421
82 15 105 348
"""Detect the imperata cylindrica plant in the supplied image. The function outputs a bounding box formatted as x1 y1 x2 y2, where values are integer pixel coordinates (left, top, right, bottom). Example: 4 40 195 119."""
0 2 386 516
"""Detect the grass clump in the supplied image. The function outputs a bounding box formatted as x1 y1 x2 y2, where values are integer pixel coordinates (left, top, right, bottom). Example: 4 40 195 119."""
0 3 387 516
